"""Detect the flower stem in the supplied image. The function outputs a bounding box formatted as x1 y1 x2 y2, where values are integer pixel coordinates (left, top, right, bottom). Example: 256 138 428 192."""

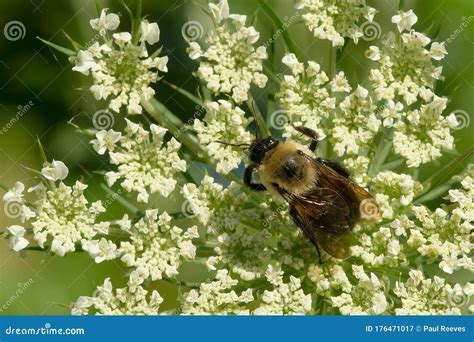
257 0 302 60
328 45 336 81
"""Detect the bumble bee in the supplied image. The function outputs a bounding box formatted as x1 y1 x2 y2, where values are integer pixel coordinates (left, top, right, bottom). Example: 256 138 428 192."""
243 125 381 262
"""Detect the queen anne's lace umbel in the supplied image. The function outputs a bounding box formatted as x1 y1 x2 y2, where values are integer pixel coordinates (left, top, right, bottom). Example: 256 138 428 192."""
94 120 186 203
72 9 168 114
186 0 267 103
296 0 376 46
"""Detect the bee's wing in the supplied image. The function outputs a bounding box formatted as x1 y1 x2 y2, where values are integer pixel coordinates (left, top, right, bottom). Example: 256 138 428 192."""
276 156 372 259
285 186 355 260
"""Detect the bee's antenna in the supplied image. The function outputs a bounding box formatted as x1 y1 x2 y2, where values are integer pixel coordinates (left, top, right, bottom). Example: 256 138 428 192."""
248 98 270 140
250 101 261 141
214 141 251 148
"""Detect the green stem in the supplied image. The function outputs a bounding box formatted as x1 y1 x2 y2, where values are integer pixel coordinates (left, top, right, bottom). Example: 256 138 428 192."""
257 0 302 60
328 45 336 81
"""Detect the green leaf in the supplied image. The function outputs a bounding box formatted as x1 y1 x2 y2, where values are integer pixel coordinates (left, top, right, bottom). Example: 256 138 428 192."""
421 147 473 190
20 164 43 178
95 0 101 16
36 136 48 164
62 30 82 51
414 179 458 204
380 158 404 171
163 80 204 106
37 37 76 56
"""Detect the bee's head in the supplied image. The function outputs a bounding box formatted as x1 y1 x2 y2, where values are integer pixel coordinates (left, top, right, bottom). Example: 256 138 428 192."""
248 137 279 164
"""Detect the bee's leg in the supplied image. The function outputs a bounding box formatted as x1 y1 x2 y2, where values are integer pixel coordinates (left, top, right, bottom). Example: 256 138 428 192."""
317 158 350 178
315 243 324 264
293 125 319 152
244 164 267 191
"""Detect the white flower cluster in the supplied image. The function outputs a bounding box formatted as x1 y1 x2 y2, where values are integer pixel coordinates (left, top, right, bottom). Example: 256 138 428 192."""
296 0 376 46
187 0 267 103
93 120 186 203
117 210 199 290
330 265 388 315
276 54 349 140
72 278 163 315
182 269 254 315
181 176 247 234
330 85 380 157
193 100 252 174
367 10 447 105
406 202 472 274
371 171 422 220
3 161 110 256
254 265 313 315
394 270 473 315
72 9 168 114
392 97 457 167
4 1 471 318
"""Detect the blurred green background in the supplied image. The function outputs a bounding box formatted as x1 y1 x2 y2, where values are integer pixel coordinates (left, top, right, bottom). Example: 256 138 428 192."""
0 0 472 314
